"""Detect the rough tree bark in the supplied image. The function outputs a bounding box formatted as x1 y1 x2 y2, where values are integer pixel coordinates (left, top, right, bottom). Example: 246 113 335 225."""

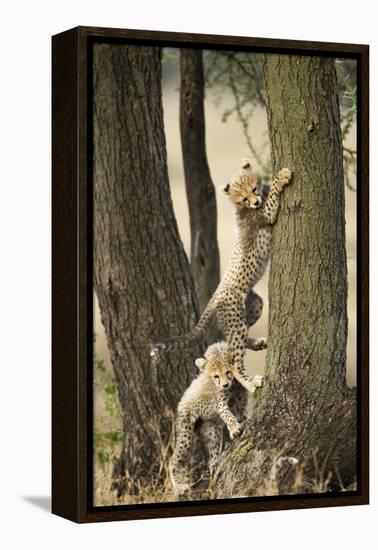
213 55 356 497
180 49 220 323
93 44 203 495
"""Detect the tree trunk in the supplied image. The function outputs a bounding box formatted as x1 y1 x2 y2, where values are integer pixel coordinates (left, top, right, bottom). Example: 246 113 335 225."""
180 49 220 330
213 55 356 497
93 44 203 496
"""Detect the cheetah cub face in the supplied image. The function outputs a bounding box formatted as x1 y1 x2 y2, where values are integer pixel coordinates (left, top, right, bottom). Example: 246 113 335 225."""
221 158 262 210
195 347 234 390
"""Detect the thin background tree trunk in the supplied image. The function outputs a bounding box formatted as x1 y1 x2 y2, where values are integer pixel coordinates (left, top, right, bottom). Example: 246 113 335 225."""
180 49 220 329
213 55 356 497
93 44 203 495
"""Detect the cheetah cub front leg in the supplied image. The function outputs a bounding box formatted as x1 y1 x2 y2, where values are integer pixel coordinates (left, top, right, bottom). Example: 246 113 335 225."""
217 390 245 440
258 167 293 225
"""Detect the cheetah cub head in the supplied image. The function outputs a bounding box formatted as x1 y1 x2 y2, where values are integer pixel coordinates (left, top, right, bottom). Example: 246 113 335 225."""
195 342 234 390
221 158 263 210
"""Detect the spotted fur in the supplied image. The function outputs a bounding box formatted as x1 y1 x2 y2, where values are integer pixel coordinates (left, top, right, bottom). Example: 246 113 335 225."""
152 159 292 393
169 341 263 494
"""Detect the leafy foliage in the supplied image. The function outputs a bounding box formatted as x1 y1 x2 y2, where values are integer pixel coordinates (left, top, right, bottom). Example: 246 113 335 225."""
204 51 272 179
336 59 357 191
93 344 122 470
162 49 357 189
203 52 357 190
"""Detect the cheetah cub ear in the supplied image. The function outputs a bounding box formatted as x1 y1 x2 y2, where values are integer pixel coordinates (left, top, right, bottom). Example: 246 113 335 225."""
241 158 253 173
195 357 207 371
220 183 231 195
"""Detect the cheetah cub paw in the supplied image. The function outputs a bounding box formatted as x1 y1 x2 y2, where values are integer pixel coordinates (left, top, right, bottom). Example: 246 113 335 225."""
230 421 244 440
251 375 264 393
276 168 293 190
253 337 267 351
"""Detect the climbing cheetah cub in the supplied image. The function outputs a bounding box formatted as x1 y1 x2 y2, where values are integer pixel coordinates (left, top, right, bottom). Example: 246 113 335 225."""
169 341 263 495
152 159 293 394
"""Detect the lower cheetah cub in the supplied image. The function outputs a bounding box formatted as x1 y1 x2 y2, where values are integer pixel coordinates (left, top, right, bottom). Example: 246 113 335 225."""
169 341 263 495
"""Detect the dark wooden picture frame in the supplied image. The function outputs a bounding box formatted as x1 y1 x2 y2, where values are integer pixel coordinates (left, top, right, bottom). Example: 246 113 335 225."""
52 26 369 523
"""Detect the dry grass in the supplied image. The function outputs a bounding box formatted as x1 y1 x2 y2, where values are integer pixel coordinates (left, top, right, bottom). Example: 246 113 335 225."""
94 451 191 506
94 444 356 507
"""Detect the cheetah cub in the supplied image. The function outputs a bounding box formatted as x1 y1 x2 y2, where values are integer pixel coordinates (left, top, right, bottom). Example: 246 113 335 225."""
169 341 263 495
152 159 292 393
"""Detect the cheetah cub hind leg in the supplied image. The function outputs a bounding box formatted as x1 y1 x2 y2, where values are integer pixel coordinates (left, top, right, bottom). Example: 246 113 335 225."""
199 420 224 476
245 336 267 351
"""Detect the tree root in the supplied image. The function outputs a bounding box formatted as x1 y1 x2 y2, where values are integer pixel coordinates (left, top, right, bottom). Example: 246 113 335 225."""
211 391 357 498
